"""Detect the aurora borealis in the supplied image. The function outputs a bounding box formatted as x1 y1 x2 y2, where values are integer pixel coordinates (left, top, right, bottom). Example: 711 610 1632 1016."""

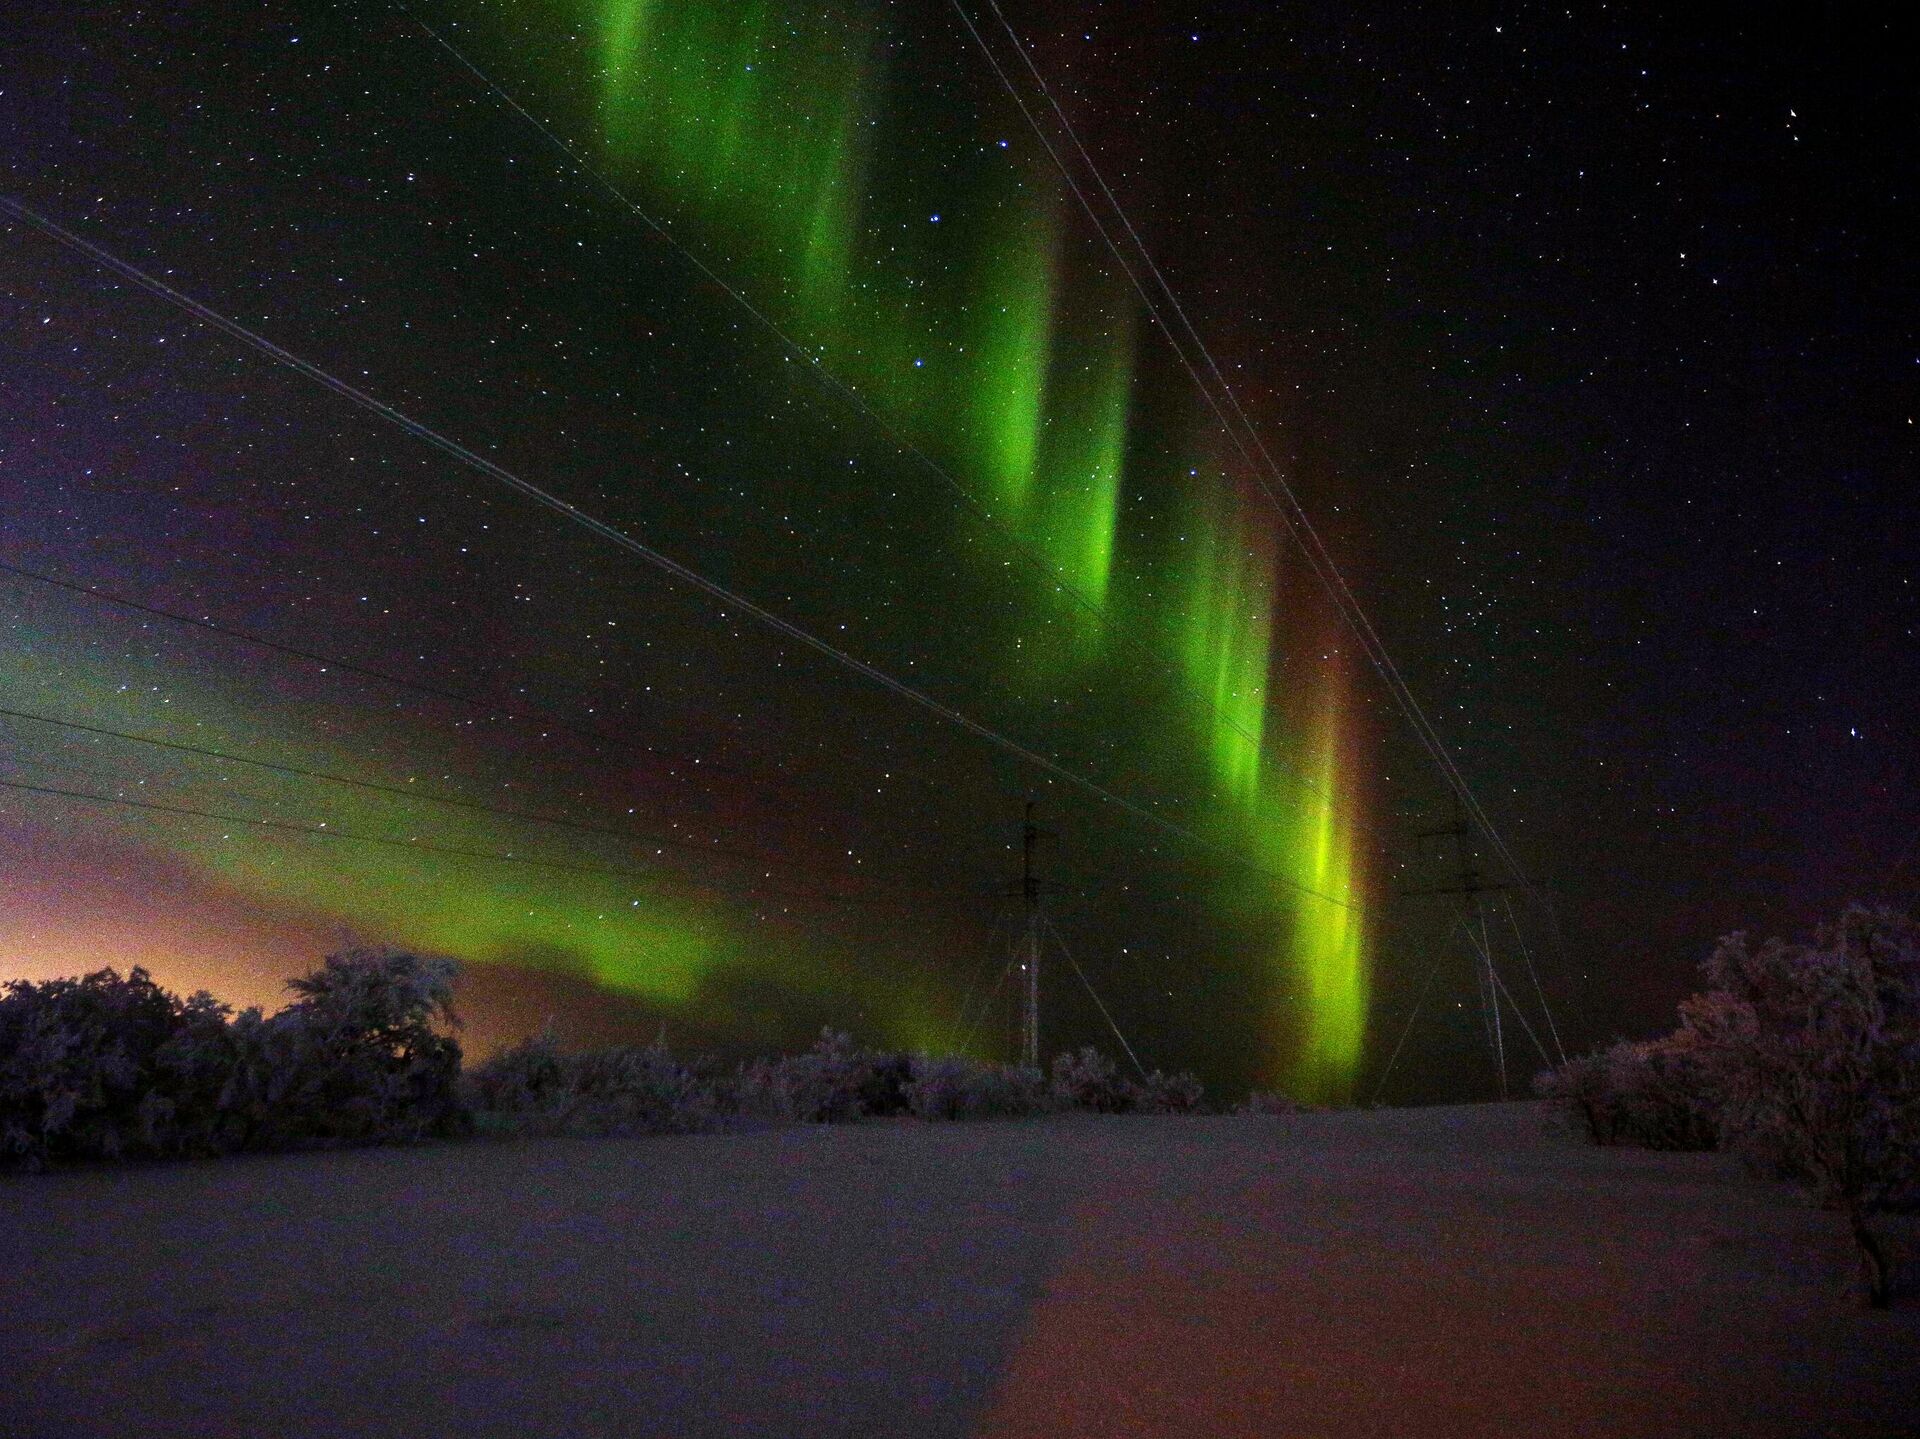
3 2 1911 1101
517 0 1377 1092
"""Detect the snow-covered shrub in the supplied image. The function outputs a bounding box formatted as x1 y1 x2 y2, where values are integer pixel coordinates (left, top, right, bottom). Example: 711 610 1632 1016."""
569 1044 719 1133
904 1055 1049 1120
146 989 254 1156
736 1028 879 1123
1135 1068 1207 1114
464 1030 719 1136
1679 906 1920 1305
1049 1046 1137 1113
1533 1032 1718 1151
1539 905 1918 1306
0 967 231 1167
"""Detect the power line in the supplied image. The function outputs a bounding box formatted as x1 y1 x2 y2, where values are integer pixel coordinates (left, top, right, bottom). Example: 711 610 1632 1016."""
1368 912 1461 1104
389 7 1321 803
0 761 947 910
0 553 961 819
0 701 802 876
1461 912 1552 1071
0 702 1009 903
0 194 1360 912
1501 889 1566 1064
0 771 677 888
0 201 1139 823
1045 912 1149 1081
944 6 1546 919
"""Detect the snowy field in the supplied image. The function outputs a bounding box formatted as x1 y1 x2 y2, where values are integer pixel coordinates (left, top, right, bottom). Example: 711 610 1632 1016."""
4 1102 1916 1438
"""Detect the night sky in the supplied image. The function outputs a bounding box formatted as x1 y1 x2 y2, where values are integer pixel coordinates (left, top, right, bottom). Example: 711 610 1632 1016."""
2 1 1912 1102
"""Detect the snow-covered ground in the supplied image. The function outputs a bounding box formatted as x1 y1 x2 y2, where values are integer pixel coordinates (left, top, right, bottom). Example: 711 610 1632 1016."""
4 1103 1915 1437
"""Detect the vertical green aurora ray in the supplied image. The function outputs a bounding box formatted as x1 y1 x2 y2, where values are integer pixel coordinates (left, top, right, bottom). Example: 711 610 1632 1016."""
1167 459 1366 1096
1036 299 1132 615
596 0 873 323
1175 474 1274 805
798 64 869 324
970 187 1057 517
1289 696 1368 1099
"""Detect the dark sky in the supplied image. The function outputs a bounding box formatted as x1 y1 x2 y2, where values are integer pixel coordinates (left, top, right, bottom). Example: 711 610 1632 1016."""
1 0 1912 1102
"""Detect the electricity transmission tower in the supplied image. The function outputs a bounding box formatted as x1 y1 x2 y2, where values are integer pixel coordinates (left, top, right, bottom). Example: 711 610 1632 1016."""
953 801 1145 1078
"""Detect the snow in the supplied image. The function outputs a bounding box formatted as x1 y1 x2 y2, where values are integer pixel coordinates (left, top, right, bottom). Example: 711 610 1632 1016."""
4 1103 1915 1437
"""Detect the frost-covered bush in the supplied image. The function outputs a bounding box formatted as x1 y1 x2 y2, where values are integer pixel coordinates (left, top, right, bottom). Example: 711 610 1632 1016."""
0 968 234 1167
1679 906 1920 1305
463 1028 718 1135
462 1025 570 1119
1 949 464 1168
1135 1068 1207 1115
146 989 255 1157
904 1055 1050 1120
1533 1032 1718 1151
737 1028 882 1123
1049 1046 1137 1114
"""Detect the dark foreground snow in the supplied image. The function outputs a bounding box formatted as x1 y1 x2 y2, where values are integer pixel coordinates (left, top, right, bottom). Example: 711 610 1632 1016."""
4 1103 1916 1438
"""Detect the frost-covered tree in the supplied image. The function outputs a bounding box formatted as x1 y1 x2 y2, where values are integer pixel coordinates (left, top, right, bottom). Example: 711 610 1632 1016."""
736 1028 881 1123
226 947 465 1146
463 1026 719 1135
1049 1046 1137 1113
1 948 466 1167
903 1055 1049 1120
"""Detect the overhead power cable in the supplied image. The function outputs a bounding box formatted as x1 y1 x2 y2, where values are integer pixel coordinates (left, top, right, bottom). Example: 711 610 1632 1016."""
0 194 1359 912
959 0 1542 917
1460 912 1552 1070
0 771 689 888
1501 889 1566 1064
1045 912 1150 1081
1367 911 1464 1103
0 702 1004 903
0 554 929 812
0 761 946 909
391 8 1317 801
0 701 803 876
